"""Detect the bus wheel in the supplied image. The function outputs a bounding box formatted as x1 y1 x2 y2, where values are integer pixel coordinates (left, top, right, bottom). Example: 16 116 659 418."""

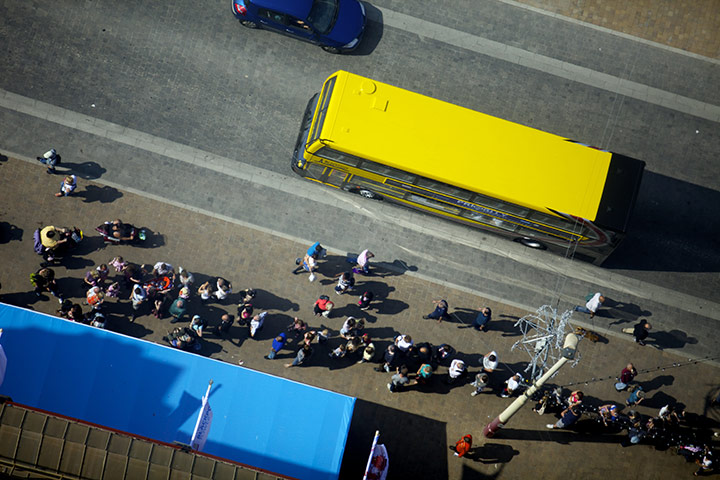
514 237 547 250
355 188 382 200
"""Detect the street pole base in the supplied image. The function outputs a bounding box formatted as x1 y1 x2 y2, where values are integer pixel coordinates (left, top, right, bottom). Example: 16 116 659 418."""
483 417 504 438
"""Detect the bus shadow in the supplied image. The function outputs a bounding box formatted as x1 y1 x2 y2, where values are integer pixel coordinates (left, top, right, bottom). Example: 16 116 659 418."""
605 171 720 274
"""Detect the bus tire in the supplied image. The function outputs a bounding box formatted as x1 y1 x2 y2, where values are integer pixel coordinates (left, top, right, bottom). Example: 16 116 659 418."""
514 237 547 250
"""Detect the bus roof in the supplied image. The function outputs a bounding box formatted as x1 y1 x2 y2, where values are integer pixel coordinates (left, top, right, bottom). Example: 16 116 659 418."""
319 71 613 222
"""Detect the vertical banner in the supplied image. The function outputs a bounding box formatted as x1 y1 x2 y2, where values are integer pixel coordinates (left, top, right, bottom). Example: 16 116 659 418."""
0 329 7 387
363 430 389 480
190 380 213 451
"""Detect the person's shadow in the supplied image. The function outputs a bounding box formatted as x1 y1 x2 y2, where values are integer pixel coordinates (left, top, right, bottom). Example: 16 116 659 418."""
0 222 23 243
465 443 520 464
647 330 697 350
57 161 106 179
75 185 123 203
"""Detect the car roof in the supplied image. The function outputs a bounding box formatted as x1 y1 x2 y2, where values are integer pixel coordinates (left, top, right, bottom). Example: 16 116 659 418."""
251 0 313 20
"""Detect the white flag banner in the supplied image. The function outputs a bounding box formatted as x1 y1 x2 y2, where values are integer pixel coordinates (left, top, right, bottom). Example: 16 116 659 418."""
190 382 213 451
365 444 389 480
363 431 388 480
0 330 6 387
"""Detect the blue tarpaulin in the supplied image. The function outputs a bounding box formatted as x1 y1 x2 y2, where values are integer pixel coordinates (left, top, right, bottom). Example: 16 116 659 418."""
0 303 354 480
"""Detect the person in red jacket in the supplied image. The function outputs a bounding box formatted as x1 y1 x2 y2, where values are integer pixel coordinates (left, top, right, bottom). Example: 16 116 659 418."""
454 434 472 457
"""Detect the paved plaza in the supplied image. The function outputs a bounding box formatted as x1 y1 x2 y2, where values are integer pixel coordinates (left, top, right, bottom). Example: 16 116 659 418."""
1 156 717 478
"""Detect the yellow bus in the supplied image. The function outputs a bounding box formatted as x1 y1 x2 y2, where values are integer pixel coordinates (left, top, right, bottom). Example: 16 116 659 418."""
292 71 645 265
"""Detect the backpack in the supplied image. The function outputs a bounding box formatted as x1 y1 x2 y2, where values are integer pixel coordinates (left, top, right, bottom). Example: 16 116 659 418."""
30 272 41 287
33 229 44 255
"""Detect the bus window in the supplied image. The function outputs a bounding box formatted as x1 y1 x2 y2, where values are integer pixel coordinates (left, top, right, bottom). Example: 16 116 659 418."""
325 169 349 188
315 146 362 167
360 160 415 183
304 162 326 181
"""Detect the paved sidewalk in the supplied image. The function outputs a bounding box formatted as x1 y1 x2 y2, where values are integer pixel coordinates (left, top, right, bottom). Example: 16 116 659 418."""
0 156 718 479
511 0 720 59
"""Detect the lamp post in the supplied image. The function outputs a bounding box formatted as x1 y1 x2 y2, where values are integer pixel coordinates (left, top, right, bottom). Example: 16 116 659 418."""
483 333 579 438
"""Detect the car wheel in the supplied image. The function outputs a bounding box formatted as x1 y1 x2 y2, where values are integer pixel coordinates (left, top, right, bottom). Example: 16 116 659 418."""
321 45 341 54
357 189 381 200
513 237 547 250
240 20 260 29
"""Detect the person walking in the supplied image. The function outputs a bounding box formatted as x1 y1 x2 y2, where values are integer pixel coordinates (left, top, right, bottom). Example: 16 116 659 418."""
423 299 450 322
615 363 638 391
630 320 651 346
348 249 374 275
129 284 147 322
37 148 60 173
547 404 582 429
482 351 499 373
285 344 313 368
55 175 77 197
357 291 374 311
626 385 645 407
574 292 605 318
453 434 472 457
473 307 492 331
470 373 489 397
265 333 287 359
30 267 64 302
313 295 334 317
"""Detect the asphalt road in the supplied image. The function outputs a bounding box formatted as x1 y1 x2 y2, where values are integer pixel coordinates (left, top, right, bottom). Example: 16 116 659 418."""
1 0 718 345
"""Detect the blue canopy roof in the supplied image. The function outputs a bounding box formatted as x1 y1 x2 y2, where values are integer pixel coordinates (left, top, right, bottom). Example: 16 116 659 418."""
0 303 354 480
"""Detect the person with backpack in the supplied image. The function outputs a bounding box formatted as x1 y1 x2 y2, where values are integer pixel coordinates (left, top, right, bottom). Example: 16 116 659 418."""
37 148 60 173
30 267 64 302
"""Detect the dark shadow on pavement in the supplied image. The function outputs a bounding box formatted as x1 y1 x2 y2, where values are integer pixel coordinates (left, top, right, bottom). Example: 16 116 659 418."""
604 171 720 274
643 390 678 409
0 222 23 243
133 228 165 249
58 161 107 180
339 399 448 480
604 298 652 325
465 443 520 465
253 288 300 312
76 184 123 203
648 330 697 350
639 374 675 393
0 291 42 310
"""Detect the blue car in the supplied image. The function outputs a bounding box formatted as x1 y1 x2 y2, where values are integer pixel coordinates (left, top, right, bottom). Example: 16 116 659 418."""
232 0 366 53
